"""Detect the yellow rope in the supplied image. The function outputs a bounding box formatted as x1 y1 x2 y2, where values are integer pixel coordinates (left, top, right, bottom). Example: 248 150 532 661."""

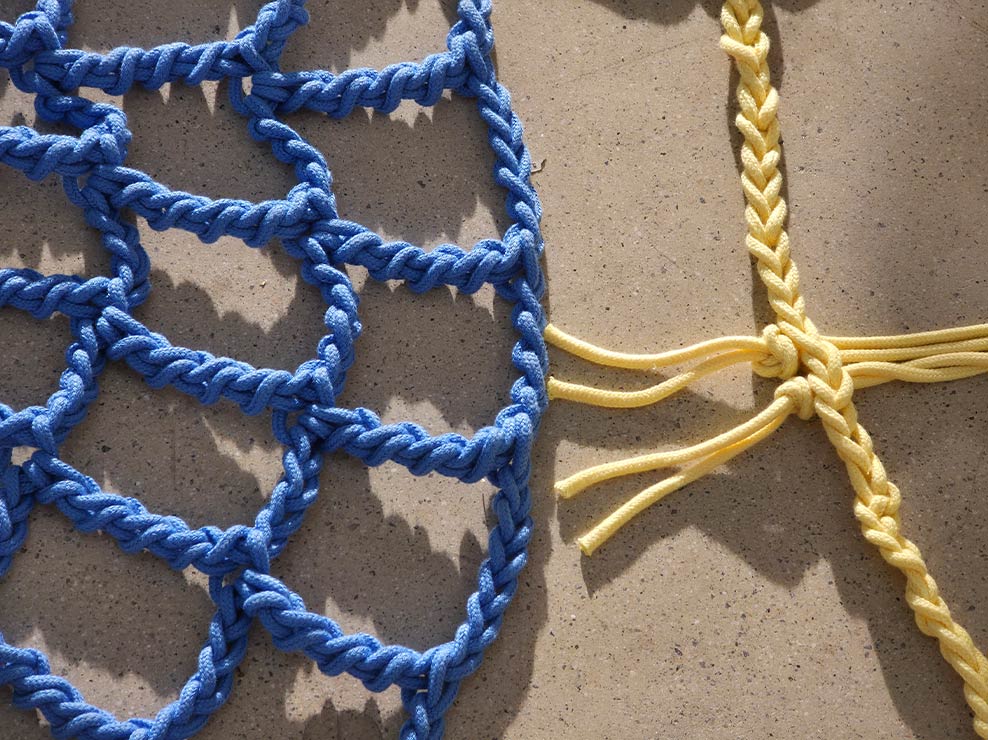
547 1 988 735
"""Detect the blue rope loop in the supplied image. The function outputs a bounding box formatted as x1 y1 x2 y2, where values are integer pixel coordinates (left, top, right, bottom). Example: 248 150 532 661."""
0 0 548 737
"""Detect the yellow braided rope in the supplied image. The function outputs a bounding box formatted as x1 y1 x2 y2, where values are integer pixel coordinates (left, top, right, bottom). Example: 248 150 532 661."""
546 1 988 735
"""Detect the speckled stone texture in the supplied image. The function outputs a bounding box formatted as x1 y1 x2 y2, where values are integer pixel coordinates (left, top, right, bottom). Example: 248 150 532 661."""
1 1 987 738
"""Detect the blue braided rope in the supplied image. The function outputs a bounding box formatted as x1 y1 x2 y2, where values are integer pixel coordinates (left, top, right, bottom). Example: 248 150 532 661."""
0 1 547 738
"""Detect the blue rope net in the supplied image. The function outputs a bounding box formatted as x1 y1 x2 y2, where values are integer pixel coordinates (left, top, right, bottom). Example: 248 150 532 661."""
0 1 547 737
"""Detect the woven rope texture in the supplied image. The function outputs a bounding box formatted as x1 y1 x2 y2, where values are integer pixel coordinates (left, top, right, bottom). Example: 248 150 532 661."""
0 1 548 738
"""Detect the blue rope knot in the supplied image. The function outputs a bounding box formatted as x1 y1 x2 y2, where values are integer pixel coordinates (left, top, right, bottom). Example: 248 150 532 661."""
0 0 547 738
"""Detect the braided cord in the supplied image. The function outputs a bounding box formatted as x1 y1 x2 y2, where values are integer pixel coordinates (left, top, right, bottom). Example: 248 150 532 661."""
722 3 988 732
546 1 988 735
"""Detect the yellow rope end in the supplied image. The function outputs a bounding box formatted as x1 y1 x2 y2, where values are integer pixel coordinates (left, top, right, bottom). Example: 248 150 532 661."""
546 376 561 401
554 478 580 500
577 534 599 557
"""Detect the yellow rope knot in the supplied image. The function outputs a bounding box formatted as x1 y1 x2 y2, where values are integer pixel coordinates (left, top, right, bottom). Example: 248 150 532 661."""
547 1 988 735
773 375 813 420
752 324 798 379
546 318 988 559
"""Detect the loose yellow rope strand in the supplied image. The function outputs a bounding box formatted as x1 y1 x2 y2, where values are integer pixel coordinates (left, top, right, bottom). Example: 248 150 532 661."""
547 1 988 735
829 323 988 350
544 323 772 369
576 410 789 556
548 349 760 408
555 390 797 500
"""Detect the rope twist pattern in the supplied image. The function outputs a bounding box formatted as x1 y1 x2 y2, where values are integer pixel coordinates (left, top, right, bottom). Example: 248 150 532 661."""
0 1 547 738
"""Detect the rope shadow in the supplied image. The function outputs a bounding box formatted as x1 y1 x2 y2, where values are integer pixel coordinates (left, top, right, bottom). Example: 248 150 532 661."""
586 0 820 26
0 504 217 714
288 99 508 249
0 154 111 275
64 0 260 51
280 0 460 72
121 81 300 209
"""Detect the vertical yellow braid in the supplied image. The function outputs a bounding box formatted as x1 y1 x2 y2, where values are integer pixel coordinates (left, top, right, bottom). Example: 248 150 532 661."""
720 1 988 733
546 1 988 735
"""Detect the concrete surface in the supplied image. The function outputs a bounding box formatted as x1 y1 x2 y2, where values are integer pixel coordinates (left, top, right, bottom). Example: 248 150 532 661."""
1 0 987 738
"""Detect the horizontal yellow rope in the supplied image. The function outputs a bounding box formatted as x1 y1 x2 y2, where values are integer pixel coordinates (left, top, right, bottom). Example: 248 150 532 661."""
827 322 988 350
848 352 988 388
547 348 760 408
547 324 988 407
544 323 770 370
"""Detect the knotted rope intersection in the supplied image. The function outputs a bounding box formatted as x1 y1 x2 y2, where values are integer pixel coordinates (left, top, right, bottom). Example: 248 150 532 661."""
547 1 988 736
0 2 547 739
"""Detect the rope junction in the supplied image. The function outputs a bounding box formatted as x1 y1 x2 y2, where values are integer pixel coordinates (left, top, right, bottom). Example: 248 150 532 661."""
0 2 547 738
547 2 988 736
